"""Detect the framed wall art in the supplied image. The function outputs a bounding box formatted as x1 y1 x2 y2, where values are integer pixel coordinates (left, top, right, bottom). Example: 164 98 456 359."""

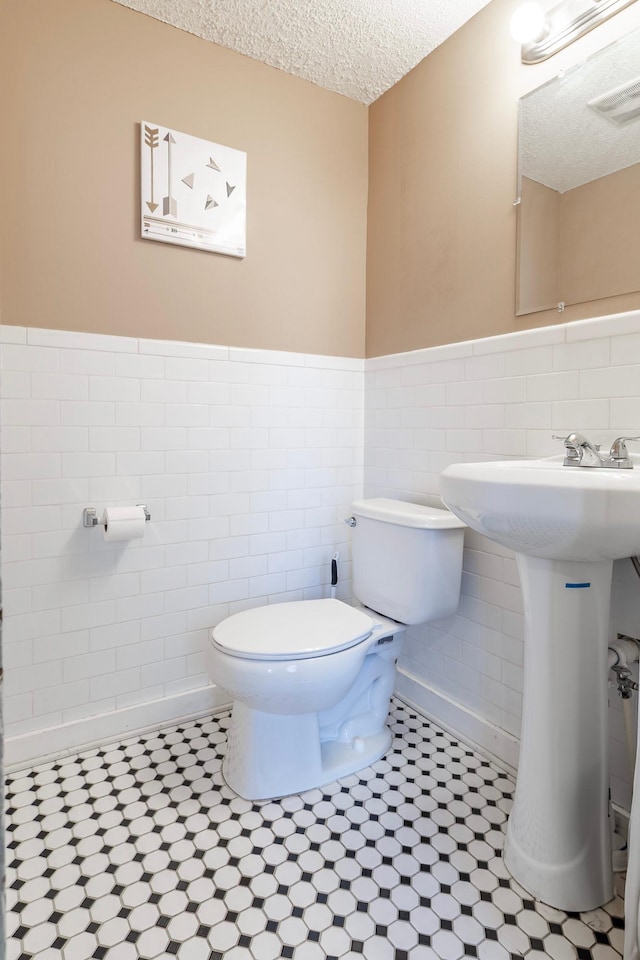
140 121 247 258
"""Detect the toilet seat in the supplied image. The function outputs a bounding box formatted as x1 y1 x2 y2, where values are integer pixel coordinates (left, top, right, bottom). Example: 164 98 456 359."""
212 598 374 661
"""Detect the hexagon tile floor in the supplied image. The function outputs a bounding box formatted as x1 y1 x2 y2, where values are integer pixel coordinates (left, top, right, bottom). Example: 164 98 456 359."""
6 699 626 960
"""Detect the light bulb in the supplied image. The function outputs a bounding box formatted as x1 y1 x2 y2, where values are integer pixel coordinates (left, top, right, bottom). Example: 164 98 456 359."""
510 2 548 43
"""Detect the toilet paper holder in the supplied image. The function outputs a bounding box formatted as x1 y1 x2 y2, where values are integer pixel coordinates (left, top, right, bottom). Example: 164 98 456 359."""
83 505 151 528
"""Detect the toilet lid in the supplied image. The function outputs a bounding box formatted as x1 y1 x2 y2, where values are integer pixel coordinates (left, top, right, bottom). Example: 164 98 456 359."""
212 599 374 661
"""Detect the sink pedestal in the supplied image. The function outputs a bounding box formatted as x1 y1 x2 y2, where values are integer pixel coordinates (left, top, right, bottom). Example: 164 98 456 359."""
504 555 614 911
440 453 640 913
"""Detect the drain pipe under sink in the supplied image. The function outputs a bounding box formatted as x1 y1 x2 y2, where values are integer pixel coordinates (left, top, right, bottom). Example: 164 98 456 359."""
609 635 640 777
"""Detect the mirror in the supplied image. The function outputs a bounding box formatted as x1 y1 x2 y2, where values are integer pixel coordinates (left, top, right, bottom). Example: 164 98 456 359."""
516 28 640 316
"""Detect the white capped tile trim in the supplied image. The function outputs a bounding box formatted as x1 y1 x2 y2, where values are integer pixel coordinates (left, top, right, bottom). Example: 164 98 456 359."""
364 308 640 811
366 310 640 366
1 326 364 764
139 338 230 360
229 346 311 366
305 354 364 371
566 309 640 341
0 325 27 344
27 328 138 353
471 323 566 355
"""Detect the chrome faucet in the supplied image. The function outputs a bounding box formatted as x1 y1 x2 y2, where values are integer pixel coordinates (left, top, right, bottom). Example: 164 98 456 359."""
553 432 640 468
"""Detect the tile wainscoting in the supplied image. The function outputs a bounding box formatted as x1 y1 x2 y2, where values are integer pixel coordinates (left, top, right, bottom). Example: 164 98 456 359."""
364 310 640 810
0 326 363 766
2 311 640 811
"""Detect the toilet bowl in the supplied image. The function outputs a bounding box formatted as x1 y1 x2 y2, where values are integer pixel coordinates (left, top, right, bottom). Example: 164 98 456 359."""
208 498 466 800
209 598 404 799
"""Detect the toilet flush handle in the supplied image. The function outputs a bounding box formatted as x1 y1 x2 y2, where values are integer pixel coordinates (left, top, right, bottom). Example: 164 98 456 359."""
344 516 357 527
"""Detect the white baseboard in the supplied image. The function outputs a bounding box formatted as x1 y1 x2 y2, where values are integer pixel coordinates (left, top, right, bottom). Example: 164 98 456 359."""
7 669 520 777
395 666 520 777
6 685 231 772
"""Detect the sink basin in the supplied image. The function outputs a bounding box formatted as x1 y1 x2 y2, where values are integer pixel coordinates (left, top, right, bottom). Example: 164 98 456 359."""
440 453 640 913
440 454 640 561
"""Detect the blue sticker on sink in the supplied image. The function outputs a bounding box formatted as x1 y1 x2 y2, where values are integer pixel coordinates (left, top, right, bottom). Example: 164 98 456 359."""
565 582 591 588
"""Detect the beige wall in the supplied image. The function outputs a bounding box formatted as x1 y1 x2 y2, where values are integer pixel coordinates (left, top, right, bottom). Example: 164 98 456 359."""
366 0 640 356
516 177 559 315
517 164 640 314
560 162 640 306
0 0 368 357
3 0 640 360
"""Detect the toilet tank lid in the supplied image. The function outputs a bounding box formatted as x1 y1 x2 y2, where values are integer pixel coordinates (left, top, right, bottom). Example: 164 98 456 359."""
211 599 375 660
352 498 466 529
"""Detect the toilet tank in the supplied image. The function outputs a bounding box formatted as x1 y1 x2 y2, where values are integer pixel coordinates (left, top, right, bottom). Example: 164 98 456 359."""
350 498 466 625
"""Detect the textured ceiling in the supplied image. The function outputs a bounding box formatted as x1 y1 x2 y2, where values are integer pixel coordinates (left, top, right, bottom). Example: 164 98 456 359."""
112 0 492 104
520 27 640 193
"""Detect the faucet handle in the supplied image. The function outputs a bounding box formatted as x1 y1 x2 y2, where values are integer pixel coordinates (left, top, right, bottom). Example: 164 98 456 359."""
610 436 640 460
552 434 581 460
552 432 600 445
553 432 601 449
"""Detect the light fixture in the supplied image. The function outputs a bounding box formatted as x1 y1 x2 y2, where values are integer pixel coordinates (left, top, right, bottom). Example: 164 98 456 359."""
513 0 638 64
510 2 549 44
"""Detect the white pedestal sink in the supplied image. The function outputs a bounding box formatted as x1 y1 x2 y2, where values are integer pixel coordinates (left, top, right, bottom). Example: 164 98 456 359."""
441 455 640 912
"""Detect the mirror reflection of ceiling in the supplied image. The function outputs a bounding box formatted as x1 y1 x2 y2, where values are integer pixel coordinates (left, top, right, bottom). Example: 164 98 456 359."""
112 0 491 104
520 28 640 193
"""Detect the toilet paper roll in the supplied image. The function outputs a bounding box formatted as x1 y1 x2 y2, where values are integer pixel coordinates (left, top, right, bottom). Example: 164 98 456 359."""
102 506 146 542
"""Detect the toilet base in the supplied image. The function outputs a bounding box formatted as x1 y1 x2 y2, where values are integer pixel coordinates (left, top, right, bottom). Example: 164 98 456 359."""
222 623 404 800
222 703 392 800
221 640 401 801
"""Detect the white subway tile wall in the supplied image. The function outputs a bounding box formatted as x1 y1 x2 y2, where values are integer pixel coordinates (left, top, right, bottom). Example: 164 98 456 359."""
2 312 640 810
1 327 364 757
364 310 640 810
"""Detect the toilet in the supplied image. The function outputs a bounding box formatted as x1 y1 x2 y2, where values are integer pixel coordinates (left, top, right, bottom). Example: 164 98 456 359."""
208 498 466 800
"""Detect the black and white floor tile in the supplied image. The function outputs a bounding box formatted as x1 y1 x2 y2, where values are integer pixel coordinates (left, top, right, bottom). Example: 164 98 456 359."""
5 700 625 960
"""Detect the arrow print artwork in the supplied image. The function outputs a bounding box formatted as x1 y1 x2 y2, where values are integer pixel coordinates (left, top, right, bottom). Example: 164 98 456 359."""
162 132 177 218
140 121 246 257
143 125 159 213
